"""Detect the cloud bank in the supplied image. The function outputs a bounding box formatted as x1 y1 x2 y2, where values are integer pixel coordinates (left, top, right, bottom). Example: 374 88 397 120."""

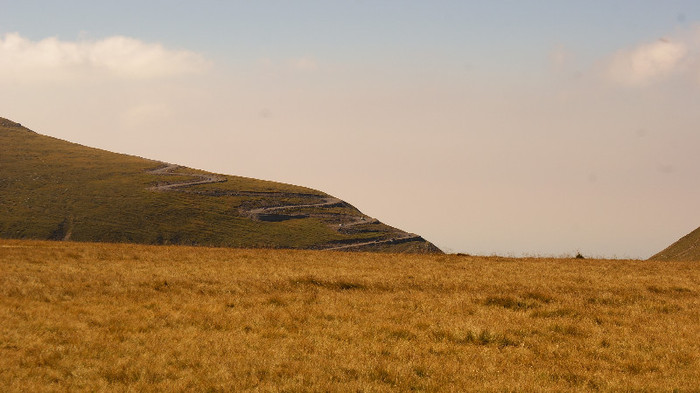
607 38 687 86
605 27 700 87
0 33 209 81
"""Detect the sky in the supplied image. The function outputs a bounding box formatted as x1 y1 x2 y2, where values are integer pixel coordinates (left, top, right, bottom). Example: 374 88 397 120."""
1 1 699 258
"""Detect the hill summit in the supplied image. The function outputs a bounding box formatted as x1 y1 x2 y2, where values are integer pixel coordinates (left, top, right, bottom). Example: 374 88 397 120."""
0 117 441 253
649 226 700 261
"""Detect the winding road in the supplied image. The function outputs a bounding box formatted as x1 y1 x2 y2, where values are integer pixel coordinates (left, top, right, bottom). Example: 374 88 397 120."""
147 164 227 191
321 234 423 251
146 163 421 251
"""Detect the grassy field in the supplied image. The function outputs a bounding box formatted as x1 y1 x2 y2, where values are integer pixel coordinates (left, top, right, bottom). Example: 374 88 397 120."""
1 239 699 392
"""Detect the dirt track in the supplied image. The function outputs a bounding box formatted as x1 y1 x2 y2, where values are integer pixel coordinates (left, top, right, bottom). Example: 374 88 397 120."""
321 234 423 251
146 163 420 251
147 164 226 191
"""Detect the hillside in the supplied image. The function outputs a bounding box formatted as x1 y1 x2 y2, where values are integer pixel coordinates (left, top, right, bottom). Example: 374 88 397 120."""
0 117 440 252
649 226 700 261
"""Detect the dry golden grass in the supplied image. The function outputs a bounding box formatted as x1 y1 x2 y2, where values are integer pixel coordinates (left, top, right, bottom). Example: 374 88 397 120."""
1 239 699 392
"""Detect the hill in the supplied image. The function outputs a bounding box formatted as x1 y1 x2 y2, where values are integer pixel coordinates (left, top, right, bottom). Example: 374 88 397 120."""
0 117 440 252
649 226 700 261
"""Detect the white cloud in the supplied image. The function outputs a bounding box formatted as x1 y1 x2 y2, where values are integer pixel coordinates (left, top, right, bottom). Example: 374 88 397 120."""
606 37 688 86
0 32 209 82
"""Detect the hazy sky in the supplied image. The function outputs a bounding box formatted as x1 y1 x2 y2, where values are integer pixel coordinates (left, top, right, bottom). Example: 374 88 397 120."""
2 1 699 258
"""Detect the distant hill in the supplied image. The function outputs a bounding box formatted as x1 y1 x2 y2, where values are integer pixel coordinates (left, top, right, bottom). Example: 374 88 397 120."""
0 116 441 253
649 226 700 261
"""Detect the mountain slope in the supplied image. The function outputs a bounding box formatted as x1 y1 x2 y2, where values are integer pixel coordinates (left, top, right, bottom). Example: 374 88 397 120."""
0 117 441 253
649 226 700 261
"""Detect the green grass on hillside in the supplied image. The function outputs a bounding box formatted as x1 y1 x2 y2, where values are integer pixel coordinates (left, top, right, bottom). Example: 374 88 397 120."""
0 118 439 252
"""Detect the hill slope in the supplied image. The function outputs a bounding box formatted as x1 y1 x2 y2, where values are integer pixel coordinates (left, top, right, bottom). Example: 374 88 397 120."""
0 117 441 253
649 226 700 261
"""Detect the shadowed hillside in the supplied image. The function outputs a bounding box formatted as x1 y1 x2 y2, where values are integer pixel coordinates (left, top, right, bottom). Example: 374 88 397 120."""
0 117 441 253
649 226 700 261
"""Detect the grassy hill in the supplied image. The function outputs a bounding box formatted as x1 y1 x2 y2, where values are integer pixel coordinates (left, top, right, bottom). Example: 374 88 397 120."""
2 239 699 391
0 117 440 252
649 226 700 261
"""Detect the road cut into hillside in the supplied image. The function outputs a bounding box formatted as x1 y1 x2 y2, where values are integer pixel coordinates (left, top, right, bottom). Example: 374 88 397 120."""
146 163 424 251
